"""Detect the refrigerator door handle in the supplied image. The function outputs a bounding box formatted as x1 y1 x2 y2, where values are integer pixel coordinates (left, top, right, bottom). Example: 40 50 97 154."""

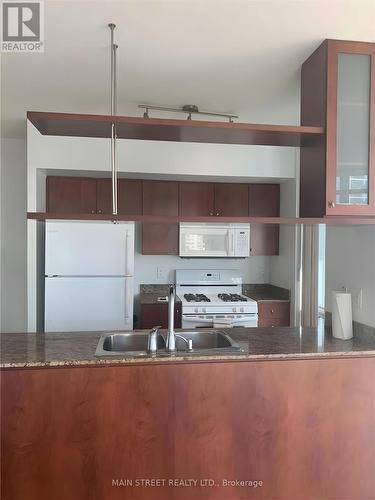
124 229 134 277
124 278 129 320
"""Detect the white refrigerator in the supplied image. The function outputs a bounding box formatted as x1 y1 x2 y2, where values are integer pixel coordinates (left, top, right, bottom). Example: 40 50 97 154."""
45 221 134 332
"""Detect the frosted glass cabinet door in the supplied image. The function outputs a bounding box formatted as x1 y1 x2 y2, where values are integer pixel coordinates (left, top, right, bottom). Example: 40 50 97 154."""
327 43 375 215
336 54 370 205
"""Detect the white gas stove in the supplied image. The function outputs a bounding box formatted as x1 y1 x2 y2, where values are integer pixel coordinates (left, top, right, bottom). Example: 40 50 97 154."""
176 269 258 329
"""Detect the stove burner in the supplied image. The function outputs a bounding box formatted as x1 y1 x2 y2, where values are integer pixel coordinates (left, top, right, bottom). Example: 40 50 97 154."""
184 293 211 303
218 293 248 302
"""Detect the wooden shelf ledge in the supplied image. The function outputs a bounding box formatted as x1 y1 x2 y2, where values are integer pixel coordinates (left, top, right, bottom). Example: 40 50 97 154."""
27 212 375 225
27 111 324 147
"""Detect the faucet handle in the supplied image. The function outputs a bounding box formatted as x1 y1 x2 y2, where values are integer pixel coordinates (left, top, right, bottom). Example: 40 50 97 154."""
150 325 162 333
147 326 162 354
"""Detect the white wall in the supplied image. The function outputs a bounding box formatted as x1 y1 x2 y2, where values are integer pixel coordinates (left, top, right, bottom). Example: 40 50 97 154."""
1 138 27 332
269 170 300 325
27 121 296 209
133 221 272 324
134 224 270 288
325 225 375 328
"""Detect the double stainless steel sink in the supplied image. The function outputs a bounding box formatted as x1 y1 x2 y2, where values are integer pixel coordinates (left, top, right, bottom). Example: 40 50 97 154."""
95 330 243 357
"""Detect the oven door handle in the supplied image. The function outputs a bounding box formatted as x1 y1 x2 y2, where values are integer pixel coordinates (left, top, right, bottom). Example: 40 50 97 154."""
183 316 214 323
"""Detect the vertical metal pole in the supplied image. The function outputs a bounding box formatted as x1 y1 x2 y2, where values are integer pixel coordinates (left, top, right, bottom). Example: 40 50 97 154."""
109 23 118 215
298 223 304 328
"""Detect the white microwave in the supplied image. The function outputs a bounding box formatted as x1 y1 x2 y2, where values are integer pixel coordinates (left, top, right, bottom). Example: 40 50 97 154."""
179 223 250 258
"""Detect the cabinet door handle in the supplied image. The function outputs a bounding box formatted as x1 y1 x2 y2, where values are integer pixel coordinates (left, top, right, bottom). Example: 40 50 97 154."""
328 201 335 208
271 309 274 314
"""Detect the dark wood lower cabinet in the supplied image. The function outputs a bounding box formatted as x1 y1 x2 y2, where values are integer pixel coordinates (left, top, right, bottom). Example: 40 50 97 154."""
2 358 375 500
142 223 179 255
258 301 290 327
140 303 182 329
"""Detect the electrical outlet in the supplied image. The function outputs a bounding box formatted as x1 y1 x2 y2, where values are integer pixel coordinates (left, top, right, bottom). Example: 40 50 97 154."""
156 267 166 281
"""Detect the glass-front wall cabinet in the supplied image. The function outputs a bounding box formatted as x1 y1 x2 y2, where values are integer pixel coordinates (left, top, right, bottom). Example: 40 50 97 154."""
336 53 370 206
327 41 375 216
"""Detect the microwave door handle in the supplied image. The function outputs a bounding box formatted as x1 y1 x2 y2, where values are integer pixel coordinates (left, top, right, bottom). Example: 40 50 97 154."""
225 231 230 256
228 230 234 256
226 230 231 256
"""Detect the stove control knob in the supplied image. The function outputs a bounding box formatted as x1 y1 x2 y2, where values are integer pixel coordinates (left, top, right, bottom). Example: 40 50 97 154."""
232 307 237 313
195 308 198 313
240 307 244 313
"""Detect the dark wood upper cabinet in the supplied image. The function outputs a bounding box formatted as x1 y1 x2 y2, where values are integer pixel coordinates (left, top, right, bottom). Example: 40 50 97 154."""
249 184 280 216
46 176 97 214
179 182 249 217
96 179 142 215
142 222 179 255
301 39 375 217
142 181 179 216
179 182 215 216
250 224 279 256
142 181 179 255
214 183 249 216
249 184 280 256
46 176 282 255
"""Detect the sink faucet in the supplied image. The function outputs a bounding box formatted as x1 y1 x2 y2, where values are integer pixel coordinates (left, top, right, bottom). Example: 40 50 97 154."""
166 285 176 352
148 286 192 354
147 326 162 354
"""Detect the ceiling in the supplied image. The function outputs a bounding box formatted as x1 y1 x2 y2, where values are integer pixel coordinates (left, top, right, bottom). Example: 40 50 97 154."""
2 0 375 138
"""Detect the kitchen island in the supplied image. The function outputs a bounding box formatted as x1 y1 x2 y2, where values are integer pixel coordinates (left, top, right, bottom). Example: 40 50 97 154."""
2 327 375 500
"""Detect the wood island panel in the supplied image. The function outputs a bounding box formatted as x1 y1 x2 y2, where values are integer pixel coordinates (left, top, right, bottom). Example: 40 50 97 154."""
2 358 375 500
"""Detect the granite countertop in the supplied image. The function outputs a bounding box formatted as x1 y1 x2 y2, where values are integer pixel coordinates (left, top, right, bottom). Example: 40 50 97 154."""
139 285 181 305
242 284 290 302
139 283 289 305
2 326 375 369
244 294 290 302
140 293 182 305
